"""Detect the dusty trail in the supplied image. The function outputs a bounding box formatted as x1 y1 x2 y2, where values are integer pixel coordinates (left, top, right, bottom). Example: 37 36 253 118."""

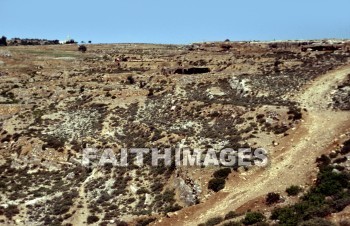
68 170 96 226
155 65 350 226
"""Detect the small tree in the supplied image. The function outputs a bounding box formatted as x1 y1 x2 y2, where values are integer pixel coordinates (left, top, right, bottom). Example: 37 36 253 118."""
0 36 7 46
266 192 280 205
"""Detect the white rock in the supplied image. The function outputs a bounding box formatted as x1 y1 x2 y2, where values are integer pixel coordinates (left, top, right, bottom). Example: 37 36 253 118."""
145 193 153 205
129 184 138 194
332 169 341 174
66 172 75 179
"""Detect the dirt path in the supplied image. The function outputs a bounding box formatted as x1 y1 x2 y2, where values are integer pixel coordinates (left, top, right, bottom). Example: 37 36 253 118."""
68 169 96 226
299 66 350 110
155 65 350 226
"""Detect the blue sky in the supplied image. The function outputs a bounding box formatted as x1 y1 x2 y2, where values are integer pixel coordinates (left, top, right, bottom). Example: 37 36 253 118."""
2 0 350 44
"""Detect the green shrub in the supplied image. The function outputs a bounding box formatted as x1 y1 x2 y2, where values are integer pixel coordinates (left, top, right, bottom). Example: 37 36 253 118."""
213 168 231 179
224 211 237 220
301 190 326 204
164 204 182 213
161 189 176 203
151 181 163 192
269 147 350 226
242 212 265 225
316 154 331 166
255 223 269 226
87 215 99 224
340 139 350 154
202 217 224 226
332 197 350 211
208 178 226 192
266 192 280 205
136 187 150 194
286 185 302 196
315 166 349 196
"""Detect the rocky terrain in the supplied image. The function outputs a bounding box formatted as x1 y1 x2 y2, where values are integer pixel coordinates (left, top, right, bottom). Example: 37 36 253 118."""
0 40 350 226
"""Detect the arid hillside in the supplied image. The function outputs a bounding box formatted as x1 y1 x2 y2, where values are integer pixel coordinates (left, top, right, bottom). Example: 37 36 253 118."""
0 40 350 226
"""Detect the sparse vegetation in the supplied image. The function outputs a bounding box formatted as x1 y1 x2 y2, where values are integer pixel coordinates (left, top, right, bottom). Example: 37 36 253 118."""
271 162 350 225
1 205 20 219
1 39 350 225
